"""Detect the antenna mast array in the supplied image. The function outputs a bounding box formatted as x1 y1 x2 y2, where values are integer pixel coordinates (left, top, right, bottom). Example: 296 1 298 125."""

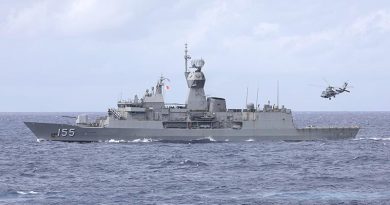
277 80 279 108
245 87 249 108
184 43 191 73
256 87 259 110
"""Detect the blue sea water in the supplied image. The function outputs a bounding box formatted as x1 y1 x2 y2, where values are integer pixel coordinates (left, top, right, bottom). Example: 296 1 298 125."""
0 112 389 204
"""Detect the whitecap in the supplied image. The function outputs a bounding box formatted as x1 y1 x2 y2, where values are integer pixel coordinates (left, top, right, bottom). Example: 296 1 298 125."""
245 138 254 142
17 191 27 195
180 159 208 167
17 191 38 195
132 138 153 143
206 136 216 142
107 139 126 143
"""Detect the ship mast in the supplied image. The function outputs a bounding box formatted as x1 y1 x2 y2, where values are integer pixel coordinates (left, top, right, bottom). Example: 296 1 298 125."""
277 80 279 109
184 43 191 76
184 43 207 110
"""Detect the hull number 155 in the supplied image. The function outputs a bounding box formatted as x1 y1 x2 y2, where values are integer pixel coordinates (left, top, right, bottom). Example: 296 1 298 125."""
57 128 75 137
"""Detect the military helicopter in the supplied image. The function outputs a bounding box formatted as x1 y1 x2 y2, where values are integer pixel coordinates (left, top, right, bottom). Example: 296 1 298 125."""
321 82 351 100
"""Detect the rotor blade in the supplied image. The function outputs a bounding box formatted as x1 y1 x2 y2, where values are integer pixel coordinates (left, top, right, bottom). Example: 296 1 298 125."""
308 84 323 88
344 81 354 88
322 78 331 85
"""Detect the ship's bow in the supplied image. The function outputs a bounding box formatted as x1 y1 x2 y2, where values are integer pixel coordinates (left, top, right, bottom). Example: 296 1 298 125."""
24 122 72 141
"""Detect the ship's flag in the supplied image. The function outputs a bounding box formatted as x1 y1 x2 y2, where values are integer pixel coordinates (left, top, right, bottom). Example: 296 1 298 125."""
165 85 170 90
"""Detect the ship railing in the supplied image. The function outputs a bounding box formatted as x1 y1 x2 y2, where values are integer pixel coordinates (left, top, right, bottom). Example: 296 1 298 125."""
165 103 186 109
163 121 222 129
108 108 122 119
228 109 242 113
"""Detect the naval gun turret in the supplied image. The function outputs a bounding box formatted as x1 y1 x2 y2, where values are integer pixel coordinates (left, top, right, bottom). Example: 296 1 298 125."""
184 44 207 111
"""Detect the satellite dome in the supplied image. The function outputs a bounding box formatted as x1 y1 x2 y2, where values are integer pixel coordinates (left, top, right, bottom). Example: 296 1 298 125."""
191 59 205 69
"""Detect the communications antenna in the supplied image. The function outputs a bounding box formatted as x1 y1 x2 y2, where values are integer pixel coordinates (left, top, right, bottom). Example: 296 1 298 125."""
277 80 279 108
184 43 191 73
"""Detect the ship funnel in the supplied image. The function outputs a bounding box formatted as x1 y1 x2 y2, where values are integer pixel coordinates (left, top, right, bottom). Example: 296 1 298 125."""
207 97 227 113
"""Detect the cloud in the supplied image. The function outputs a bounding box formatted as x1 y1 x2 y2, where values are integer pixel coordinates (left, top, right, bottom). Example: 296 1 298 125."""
2 1 51 35
1 1 390 111
58 0 132 35
253 22 280 36
183 1 228 45
276 30 336 50
348 10 390 36
1 0 133 36
270 10 390 51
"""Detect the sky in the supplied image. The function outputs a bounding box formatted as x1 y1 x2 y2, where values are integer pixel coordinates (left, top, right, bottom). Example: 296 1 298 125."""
1 0 390 112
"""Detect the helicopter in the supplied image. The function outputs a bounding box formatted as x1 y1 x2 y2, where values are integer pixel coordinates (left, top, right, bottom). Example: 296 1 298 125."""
320 82 351 100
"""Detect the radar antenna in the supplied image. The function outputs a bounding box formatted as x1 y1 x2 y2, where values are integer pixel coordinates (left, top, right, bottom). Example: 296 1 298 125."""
190 58 205 71
277 80 279 109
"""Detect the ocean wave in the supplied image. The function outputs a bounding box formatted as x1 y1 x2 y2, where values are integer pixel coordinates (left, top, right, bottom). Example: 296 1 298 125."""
16 191 38 195
179 159 208 167
105 138 155 143
106 139 126 143
206 136 216 142
36 138 45 142
354 137 390 141
157 159 209 168
132 138 154 143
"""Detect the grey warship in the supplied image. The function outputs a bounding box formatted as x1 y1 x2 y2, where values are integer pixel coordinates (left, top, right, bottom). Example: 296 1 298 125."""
25 44 359 142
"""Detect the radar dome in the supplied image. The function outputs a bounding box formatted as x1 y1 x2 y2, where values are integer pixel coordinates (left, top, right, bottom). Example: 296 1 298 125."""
191 59 205 69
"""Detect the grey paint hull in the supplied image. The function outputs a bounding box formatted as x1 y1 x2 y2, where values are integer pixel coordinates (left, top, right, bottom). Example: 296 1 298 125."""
25 122 359 142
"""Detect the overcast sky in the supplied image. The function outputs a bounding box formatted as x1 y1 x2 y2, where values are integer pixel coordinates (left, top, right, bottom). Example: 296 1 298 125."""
1 0 390 112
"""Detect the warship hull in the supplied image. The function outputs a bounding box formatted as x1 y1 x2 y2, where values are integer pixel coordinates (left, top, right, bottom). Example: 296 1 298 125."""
25 122 359 142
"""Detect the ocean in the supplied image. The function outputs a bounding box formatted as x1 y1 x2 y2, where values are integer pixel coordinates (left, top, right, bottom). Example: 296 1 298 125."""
0 112 389 204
